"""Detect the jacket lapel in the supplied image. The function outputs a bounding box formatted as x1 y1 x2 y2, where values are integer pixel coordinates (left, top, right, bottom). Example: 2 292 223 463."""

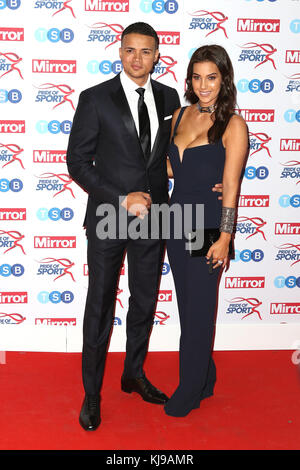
110 74 144 155
147 79 165 168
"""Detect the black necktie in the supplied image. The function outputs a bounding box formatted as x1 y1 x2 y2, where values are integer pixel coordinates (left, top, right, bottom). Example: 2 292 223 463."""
136 87 151 160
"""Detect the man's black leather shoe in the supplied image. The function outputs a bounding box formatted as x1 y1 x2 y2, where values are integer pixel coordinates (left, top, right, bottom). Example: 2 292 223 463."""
79 395 101 431
121 374 168 404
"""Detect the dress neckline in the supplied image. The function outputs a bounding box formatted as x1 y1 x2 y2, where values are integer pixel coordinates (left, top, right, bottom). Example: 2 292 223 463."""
171 140 212 163
171 106 218 163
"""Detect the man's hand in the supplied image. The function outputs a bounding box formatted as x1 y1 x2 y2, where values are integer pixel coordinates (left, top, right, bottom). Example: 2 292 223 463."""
212 183 223 200
121 192 152 219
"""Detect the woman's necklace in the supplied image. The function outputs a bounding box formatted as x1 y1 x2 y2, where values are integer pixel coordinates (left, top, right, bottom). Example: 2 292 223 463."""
196 102 216 114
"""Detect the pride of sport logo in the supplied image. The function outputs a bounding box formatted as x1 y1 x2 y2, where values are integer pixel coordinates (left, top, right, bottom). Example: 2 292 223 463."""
279 152 300 185
34 83 75 110
235 216 267 240
34 0 76 17
0 143 24 168
0 51 23 79
249 132 272 158
86 22 123 47
36 257 75 281
153 56 177 82
225 297 263 320
275 242 300 267
238 43 277 69
35 173 75 198
0 229 25 255
285 74 300 94
0 313 25 325
188 10 228 38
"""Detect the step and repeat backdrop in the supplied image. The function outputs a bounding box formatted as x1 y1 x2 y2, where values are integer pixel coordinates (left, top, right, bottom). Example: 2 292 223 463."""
0 0 299 352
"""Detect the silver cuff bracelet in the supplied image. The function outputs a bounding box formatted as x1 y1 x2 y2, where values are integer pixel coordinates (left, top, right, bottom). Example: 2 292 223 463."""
219 206 236 234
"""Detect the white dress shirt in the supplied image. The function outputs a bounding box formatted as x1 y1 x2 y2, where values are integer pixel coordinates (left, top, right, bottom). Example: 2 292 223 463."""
120 70 159 149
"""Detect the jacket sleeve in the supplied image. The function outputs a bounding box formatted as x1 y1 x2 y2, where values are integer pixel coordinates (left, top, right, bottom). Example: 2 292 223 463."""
66 90 120 207
173 89 181 111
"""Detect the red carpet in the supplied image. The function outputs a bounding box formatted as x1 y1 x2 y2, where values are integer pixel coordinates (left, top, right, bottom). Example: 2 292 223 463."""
0 350 299 450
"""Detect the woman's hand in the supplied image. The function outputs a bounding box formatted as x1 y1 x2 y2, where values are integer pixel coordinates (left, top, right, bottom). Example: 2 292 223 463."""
206 233 231 269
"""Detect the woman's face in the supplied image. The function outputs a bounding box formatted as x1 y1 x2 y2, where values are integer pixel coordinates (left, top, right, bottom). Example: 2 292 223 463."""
191 60 222 107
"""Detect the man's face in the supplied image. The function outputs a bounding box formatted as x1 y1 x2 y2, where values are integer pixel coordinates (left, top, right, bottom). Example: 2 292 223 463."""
119 33 159 86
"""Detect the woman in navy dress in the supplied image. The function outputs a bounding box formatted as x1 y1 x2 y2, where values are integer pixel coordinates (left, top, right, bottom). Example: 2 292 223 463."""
164 45 248 417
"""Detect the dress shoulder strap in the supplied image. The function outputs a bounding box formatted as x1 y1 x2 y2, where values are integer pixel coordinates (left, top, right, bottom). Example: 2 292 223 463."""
172 106 187 139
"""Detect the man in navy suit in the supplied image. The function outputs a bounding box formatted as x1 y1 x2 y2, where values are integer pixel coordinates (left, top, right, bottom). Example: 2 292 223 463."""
67 22 181 430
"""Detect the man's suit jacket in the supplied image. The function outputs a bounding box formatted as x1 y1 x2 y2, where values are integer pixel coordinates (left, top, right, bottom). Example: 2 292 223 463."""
66 73 180 230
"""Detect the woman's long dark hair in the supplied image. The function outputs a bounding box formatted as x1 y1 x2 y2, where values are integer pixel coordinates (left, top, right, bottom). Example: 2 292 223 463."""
185 45 237 144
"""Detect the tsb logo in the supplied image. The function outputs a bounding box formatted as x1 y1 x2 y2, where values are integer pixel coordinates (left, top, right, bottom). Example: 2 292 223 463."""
162 262 170 275
274 276 300 289
284 109 300 123
290 20 300 34
0 264 24 277
35 28 74 43
37 291 74 303
237 78 274 93
36 207 74 221
232 249 264 262
0 178 23 192
87 59 122 75
0 0 21 9
0 89 22 103
244 166 269 180
278 194 300 208
140 0 178 14
36 120 72 134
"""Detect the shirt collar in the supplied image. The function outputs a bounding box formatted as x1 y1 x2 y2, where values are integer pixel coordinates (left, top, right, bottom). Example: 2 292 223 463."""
120 71 151 95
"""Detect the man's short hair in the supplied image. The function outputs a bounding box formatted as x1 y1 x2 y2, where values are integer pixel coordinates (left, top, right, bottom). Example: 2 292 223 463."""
121 22 159 49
